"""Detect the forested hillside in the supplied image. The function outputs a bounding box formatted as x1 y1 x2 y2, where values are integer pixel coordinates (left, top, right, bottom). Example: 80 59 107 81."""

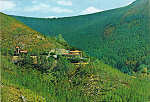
1 4 150 101
13 0 150 74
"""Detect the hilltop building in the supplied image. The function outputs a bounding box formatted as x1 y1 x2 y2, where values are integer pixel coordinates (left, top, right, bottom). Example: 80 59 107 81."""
15 46 28 55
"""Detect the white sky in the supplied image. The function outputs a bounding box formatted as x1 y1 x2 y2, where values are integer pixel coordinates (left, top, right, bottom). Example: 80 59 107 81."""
0 0 136 18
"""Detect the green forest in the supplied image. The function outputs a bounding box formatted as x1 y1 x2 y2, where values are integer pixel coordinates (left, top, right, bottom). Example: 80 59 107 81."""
1 0 150 102
13 0 150 74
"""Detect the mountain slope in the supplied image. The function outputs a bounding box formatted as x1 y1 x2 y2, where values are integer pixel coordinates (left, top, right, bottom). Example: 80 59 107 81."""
1 54 150 102
0 12 64 55
1 6 150 102
12 0 150 73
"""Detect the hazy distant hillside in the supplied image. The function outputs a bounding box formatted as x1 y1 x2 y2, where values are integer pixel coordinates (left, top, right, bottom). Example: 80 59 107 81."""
13 0 150 73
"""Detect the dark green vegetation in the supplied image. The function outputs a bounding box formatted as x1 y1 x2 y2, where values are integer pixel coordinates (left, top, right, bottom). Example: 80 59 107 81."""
1 0 150 101
13 0 150 74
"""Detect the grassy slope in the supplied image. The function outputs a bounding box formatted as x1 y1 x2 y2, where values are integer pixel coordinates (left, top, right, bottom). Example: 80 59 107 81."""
1 56 46 102
1 55 150 102
12 0 150 72
0 12 63 102
0 13 62 102
0 12 64 53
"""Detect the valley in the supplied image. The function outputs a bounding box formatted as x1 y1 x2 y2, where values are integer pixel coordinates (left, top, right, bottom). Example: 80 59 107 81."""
13 0 150 74
1 0 150 102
